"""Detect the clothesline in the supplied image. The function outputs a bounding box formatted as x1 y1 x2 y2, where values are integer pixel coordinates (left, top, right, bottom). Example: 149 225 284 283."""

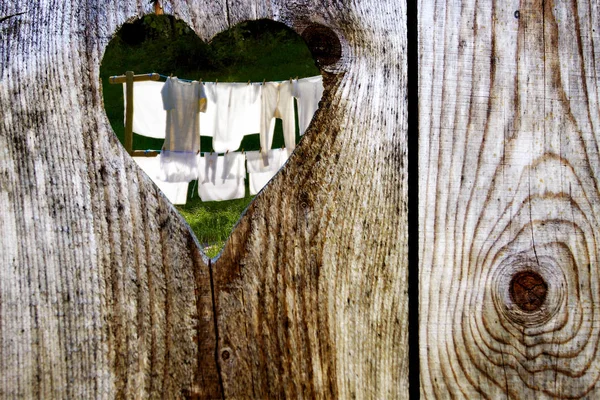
125 74 323 150
113 71 324 203
133 147 290 204
133 148 286 155
156 73 300 84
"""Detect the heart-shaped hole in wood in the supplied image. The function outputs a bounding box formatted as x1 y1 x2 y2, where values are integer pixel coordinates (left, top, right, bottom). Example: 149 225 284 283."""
100 15 323 258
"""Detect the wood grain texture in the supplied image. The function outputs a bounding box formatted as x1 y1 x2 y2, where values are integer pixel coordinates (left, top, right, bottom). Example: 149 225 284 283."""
419 0 600 397
213 1 409 398
0 0 408 398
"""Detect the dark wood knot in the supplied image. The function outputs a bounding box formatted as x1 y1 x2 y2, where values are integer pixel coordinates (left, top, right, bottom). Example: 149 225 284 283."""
509 271 548 312
301 23 342 66
221 350 230 360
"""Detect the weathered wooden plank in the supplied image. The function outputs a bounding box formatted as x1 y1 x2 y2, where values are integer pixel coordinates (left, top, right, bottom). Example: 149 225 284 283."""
0 0 409 398
214 1 409 398
0 1 227 398
419 0 600 397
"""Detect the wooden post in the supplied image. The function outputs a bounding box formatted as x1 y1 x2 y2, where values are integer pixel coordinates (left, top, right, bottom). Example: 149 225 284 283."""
108 72 160 155
124 70 134 155
153 0 164 15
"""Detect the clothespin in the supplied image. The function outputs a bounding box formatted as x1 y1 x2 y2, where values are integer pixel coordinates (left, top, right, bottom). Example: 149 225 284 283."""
241 148 244 154
170 73 173 78
289 77 292 84
215 79 218 84
226 150 229 154
295 76 298 80
199 78 203 84
263 79 266 85
247 80 250 85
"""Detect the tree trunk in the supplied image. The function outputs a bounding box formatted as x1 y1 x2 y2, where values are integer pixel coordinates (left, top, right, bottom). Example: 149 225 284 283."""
0 0 408 398
419 0 600 397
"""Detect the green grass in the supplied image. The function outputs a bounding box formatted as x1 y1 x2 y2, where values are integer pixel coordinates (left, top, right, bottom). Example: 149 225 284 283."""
177 188 254 258
100 16 319 255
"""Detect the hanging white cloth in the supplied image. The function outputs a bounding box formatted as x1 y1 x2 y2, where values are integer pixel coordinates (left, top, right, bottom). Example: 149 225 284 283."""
198 154 246 201
245 149 282 173
123 80 167 138
133 157 189 204
293 75 324 135
159 77 207 182
201 82 261 152
260 81 296 164
222 151 246 180
248 148 289 195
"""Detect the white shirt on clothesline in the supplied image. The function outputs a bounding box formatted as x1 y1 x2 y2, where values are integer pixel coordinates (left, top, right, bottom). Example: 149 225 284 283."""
159 77 207 182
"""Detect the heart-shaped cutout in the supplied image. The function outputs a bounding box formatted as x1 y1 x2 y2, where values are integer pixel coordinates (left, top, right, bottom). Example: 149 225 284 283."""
101 15 322 258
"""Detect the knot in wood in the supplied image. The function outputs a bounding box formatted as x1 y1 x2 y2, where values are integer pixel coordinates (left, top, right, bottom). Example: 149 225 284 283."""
301 23 342 66
221 350 230 361
509 271 548 312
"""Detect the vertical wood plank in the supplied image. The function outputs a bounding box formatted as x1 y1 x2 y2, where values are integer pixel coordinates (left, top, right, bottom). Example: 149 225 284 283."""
213 1 410 397
0 2 225 398
0 0 409 398
419 0 600 397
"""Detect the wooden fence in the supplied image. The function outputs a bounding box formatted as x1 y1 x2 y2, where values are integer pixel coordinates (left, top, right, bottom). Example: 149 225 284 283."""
1 0 598 397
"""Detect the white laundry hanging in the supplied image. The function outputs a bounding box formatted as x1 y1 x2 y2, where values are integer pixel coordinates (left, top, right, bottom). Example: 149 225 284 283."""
201 82 261 153
133 156 189 205
260 81 296 164
222 151 246 180
198 153 246 201
159 77 207 182
293 75 324 135
245 149 282 174
123 80 167 139
248 148 289 195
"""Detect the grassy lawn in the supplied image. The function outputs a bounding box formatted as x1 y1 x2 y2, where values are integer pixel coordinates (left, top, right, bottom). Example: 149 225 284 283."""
100 16 319 257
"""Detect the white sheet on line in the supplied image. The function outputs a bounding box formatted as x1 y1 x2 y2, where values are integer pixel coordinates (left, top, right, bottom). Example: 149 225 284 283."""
222 152 246 180
245 149 282 173
198 154 245 201
123 80 167 139
248 148 289 195
133 157 189 205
